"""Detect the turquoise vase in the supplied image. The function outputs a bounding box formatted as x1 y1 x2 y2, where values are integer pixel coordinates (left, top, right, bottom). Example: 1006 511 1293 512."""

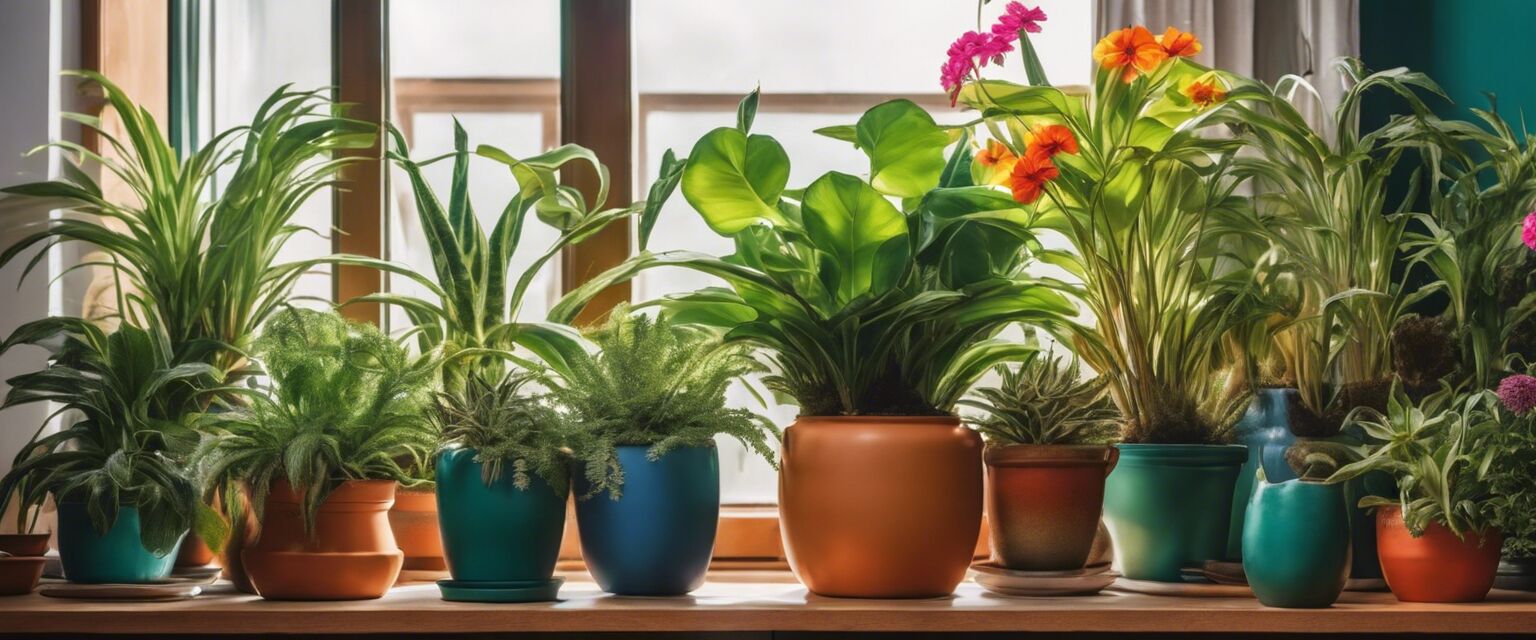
1103 444 1247 582
576 445 719 596
1227 388 1300 559
435 447 568 585
1242 479 1350 608
56 502 184 584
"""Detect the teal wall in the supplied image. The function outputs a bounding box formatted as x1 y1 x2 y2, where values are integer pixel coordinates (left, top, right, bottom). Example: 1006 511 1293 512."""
1362 0 1536 121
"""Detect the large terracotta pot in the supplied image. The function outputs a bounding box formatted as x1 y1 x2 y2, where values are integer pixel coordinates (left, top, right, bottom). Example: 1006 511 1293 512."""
780 416 982 598
242 479 403 600
389 486 446 573
985 444 1117 571
1376 504 1502 603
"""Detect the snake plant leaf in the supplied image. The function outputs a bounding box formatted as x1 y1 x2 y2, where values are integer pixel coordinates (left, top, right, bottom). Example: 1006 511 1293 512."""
639 149 685 250
855 99 952 198
681 127 790 235
798 172 909 305
484 321 590 379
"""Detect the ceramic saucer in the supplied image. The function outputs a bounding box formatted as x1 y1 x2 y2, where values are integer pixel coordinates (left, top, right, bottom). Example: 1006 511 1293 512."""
437 577 564 603
37 569 219 601
971 561 1117 597
1112 577 1252 597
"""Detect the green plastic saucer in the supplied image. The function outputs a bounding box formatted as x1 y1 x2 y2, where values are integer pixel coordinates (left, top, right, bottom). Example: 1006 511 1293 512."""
436 577 564 603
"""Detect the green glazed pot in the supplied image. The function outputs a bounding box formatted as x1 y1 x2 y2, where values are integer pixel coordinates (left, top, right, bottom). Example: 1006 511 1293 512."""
1227 388 1299 559
1242 479 1350 608
1103 444 1246 582
435 447 568 584
56 502 184 584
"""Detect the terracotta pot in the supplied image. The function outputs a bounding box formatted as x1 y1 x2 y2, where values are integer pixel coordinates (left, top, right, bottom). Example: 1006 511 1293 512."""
388 486 446 573
242 479 403 600
985 444 1117 571
0 534 51 557
175 532 216 568
1376 504 1502 603
0 556 45 596
217 488 260 594
779 416 982 598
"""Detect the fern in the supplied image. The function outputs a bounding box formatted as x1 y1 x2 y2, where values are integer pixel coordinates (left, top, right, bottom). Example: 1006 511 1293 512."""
435 371 570 495
960 350 1119 446
193 309 436 541
555 309 779 500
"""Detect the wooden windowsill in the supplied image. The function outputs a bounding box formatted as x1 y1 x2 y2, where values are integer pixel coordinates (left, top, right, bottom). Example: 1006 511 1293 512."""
3 571 1535 636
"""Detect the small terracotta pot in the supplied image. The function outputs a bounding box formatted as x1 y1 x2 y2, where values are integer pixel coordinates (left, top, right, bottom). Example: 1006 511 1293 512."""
1376 505 1502 603
779 416 982 598
388 486 446 573
175 532 217 568
0 556 45 596
0 534 51 558
985 444 1118 571
242 479 404 600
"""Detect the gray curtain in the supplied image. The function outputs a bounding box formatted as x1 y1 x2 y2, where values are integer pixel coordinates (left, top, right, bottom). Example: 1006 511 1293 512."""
1097 0 1358 127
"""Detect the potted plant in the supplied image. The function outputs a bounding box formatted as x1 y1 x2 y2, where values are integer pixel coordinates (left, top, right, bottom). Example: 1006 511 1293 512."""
555 311 778 596
1240 445 1353 608
0 315 214 584
554 85 1076 596
961 351 1119 571
1327 382 1505 603
194 309 436 600
1490 369 1536 590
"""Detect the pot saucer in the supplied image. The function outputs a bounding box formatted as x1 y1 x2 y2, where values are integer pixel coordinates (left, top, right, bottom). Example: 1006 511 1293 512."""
437 577 564 603
1112 577 1252 597
36 569 219 601
971 561 1117 597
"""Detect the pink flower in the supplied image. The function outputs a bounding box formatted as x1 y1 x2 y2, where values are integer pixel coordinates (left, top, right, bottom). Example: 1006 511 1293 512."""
1523 211 1536 251
1499 374 1536 415
940 57 971 104
940 30 1014 105
992 3 1047 41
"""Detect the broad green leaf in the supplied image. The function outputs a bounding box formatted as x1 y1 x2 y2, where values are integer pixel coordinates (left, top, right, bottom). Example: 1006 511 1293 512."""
681 127 790 235
798 172 909 304
736 87 760 134
856 100 951 198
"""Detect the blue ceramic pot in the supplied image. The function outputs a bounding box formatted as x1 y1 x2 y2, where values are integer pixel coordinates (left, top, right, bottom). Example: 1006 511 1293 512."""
435 447 568 584
1227 388 1300 559
575 445 719 596
1103 444 1247 582
1242 479 1350 608
56 502 184 584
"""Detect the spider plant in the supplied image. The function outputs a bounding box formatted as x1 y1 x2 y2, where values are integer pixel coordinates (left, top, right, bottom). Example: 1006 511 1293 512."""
0 309 220 555
1327 381 1503 537
960 350 1119 446
554 90 1077 417
192 308 436 540
0 71 374 413
557 309 778 499
434 370 571 493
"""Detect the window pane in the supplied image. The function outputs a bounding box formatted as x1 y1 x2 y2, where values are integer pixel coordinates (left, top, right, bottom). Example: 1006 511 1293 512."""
388 0 562 332
635 1 1095 504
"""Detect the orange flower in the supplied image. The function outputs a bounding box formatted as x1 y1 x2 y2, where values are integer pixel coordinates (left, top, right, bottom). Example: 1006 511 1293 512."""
975 140 1019 186
1158 27 1202 58
1093 26 1167 83
1009 149 1058 204
1027 124 1079 158
1183 78 1226 109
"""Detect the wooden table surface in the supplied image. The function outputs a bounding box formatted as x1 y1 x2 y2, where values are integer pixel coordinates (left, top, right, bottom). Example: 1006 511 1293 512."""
3 571 1536 636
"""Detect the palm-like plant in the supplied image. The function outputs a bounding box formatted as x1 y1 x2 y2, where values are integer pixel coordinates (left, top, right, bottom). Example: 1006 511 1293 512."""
0 72 374 412
0 311 220 554
193 309 436 539
555 92 1077 416
961 350 1119 446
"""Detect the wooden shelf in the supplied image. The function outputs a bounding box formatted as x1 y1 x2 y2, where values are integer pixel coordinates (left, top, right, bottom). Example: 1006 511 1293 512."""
3 571 1536 636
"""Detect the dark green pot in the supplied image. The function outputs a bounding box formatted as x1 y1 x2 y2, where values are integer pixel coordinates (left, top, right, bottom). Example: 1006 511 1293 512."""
1242 479 1350 608
1103 444 1246 582
435 447 568 584
1227 388 1300 559
1343 471 1393 586
576 445 718 596
56 502 183 584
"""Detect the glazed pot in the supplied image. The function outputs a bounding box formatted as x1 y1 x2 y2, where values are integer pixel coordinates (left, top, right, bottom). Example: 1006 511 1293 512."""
576 445 718 596
1242 479 1350 608
1496 557 1536 591
985 444 1117 571
175 533 216 568
242 479 403 600
1102 444 1246 582
1227 388 1299 559
389 486 446 573
1376 504 1502 603
780 416 982 598
436 447 567 583
56 502 184 584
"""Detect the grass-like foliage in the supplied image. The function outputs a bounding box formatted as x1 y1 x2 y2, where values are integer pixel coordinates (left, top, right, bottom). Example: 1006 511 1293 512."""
0 71 374 413
435 371 570 495
0 314 219 554
961 350 1119 446
194 309 436 540
556 310 779 499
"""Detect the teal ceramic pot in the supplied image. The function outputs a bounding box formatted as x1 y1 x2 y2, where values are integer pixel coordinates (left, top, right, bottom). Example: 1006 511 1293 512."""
1227 388 1300 559
435 447 568 584
576 445 719 596
56 502 184 584
1103 444 1246 582
1242 479 1350 608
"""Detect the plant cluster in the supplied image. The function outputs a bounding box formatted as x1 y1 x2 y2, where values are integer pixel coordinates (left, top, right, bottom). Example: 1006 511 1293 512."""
434 370 570 495
1490 369 1536 556
961 350 1119 446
